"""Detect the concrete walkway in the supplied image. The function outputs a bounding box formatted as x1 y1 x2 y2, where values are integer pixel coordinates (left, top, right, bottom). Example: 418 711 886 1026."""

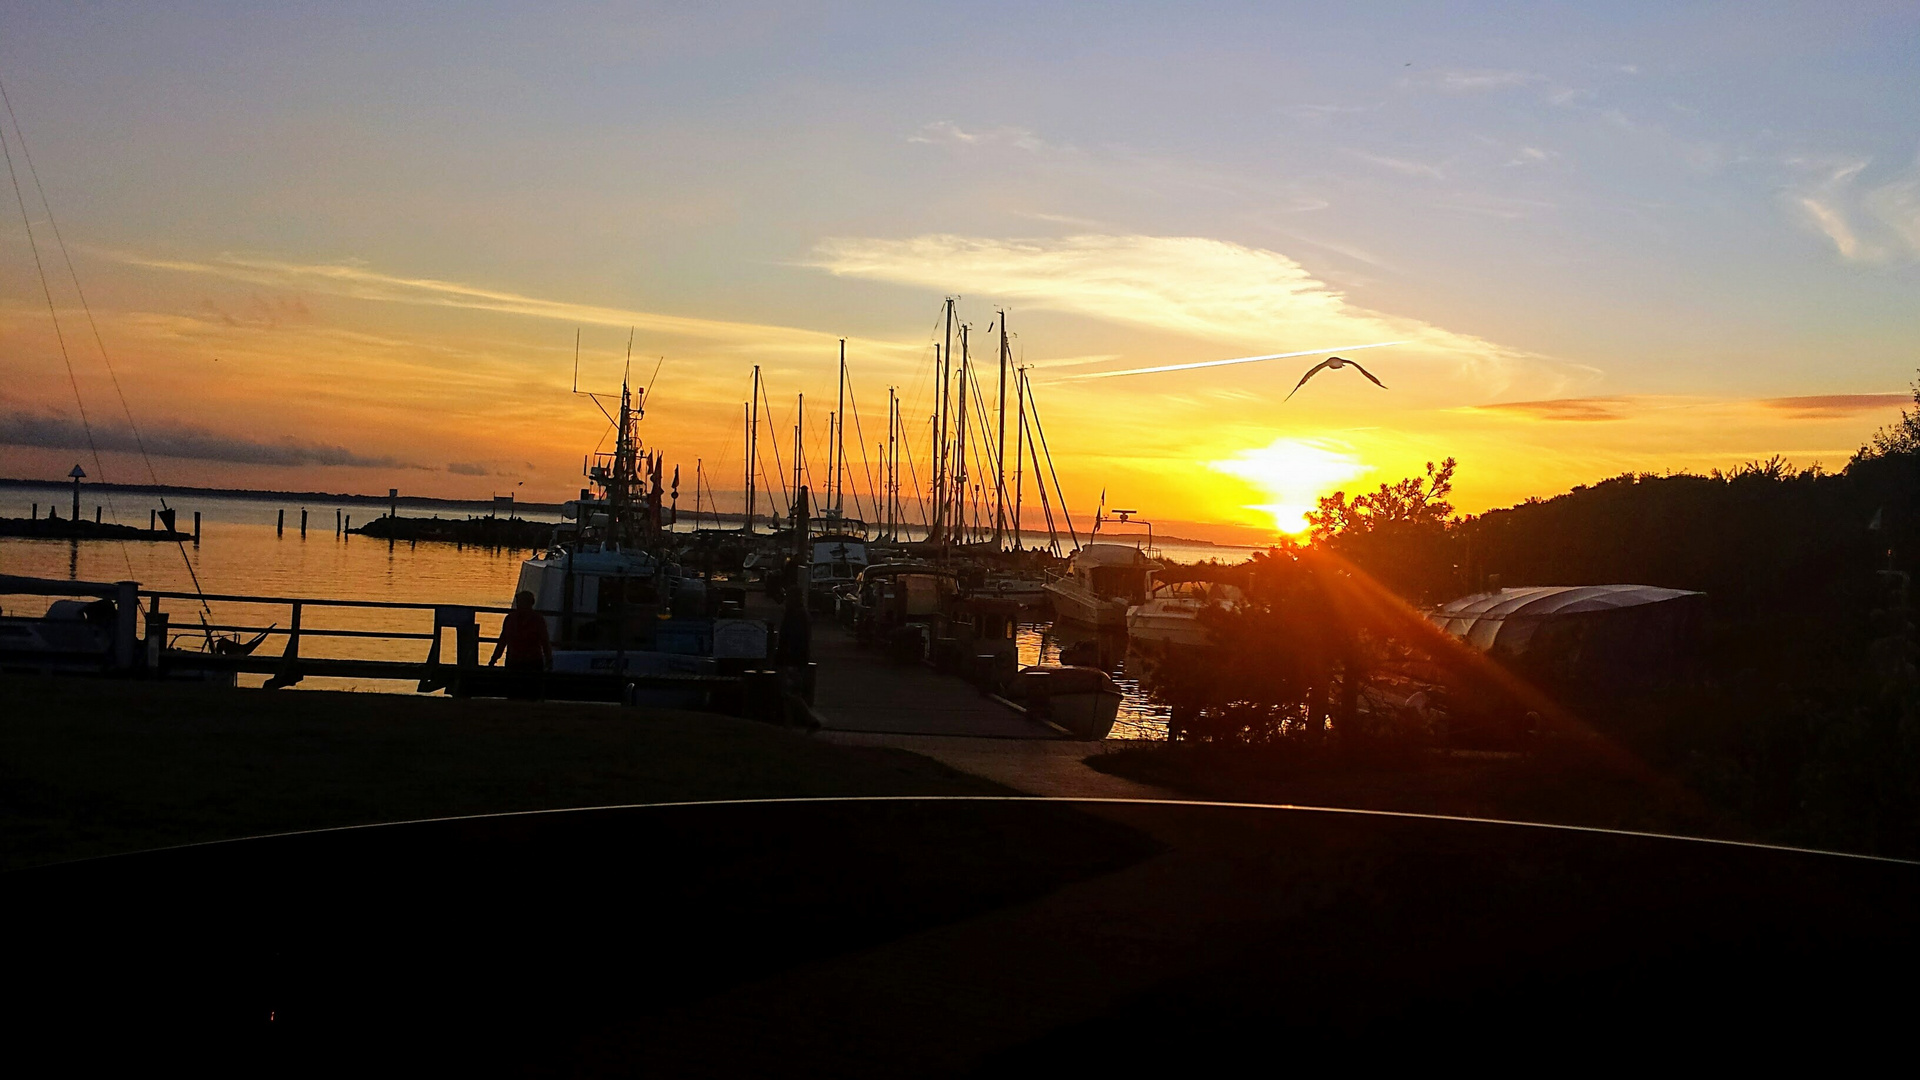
820 731 1176 800
808 618 1059 739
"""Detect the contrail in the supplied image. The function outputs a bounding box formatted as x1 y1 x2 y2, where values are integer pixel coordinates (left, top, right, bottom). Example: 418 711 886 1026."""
1056 340 1405 381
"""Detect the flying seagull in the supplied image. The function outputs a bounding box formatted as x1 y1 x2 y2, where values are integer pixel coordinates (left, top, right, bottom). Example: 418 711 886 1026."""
1287 356 1388 400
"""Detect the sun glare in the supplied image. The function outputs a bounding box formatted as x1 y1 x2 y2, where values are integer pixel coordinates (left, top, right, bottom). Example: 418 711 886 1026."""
1209 437 1370 534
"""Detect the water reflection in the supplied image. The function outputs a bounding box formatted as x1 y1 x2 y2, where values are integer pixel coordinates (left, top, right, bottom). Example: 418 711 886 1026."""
5 484 1184 732
1015 622 1170 741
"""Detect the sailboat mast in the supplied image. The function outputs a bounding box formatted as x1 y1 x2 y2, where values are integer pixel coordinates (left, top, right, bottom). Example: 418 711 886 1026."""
793 393 804 515
994 311 1009 548
954 324 971 544
747 365 761 534
1013 366 1027 551
894 384 902 538
934 297 954 544
836 339 847 514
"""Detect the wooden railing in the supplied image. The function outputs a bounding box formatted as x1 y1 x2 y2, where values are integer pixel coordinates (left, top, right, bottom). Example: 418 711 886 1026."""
1 575 753 708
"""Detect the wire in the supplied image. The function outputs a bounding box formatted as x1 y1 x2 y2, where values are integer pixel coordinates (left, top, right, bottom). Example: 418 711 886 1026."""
0 76 226 610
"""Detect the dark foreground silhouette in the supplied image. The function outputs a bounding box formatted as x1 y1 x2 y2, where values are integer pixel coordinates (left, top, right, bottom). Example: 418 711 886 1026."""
9 799 1915 1074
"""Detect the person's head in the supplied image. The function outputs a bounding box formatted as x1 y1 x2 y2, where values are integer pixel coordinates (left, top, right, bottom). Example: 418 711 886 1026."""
514 590 536 610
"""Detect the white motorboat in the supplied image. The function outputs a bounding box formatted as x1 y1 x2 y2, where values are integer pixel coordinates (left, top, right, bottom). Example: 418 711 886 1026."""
1043 543 1162 628
1009 664 1124 740
1127 582 1242 649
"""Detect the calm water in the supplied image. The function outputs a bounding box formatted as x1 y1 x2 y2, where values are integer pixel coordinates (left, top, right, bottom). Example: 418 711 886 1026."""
3 482 1239 734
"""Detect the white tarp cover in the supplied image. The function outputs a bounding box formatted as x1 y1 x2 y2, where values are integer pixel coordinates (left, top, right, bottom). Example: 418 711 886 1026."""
1429 584 1705 658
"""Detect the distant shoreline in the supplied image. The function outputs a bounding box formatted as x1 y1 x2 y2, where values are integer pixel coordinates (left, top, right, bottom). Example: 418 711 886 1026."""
0 476 1264 550
0 477 565 514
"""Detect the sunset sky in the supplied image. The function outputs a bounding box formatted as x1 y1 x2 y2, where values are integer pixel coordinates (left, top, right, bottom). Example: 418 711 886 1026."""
3 3 1917 543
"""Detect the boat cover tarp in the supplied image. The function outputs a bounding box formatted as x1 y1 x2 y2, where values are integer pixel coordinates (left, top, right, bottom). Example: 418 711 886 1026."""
1428 585 1706 683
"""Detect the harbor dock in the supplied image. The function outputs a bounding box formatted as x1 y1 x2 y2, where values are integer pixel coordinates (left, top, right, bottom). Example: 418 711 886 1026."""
808 616 1060 739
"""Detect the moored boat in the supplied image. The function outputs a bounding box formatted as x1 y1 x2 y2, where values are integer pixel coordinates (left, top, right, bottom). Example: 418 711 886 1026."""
1008 664 1123 740
1127 582 1241 649
1043 543 1162 628
509 379 769 698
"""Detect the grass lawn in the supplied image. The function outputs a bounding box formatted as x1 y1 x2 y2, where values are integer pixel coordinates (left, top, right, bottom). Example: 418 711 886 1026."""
1 675 1004 870
1087 736 1744 841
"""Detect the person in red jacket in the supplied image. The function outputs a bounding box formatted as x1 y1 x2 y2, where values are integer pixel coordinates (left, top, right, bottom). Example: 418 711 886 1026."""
489 590 553 672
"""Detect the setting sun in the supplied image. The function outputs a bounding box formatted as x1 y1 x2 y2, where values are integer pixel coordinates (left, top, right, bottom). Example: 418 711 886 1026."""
1209 437 1370 534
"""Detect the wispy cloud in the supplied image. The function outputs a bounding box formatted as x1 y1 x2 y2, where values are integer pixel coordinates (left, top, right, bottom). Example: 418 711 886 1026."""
908 120 1047 151
1421 68 1538 92
1785 152 1920 264
1464 397 1631 422
103 250 915 359
1 410 425 468
1759 393 1910 419
1464 393 1909 424
809 233 1584 394
1504 146 1557 167
1346 149 1447 180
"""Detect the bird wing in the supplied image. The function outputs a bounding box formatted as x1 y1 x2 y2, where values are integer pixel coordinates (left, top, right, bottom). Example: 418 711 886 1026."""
1345 358 1388 389
1286 359 1337 400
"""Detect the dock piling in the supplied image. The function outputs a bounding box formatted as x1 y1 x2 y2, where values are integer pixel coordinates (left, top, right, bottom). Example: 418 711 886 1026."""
335 509 342 536
278 509 285 536
193 512 201 545
150 509 156 530
301 509 308 537
95 506 101 523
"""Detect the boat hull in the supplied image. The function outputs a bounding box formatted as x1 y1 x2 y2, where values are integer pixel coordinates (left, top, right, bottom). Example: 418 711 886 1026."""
1044 580 1128 628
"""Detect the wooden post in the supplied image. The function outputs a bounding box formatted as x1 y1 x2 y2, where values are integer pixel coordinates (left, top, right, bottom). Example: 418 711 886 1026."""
453 608 480 698
266 601 303 690
193 511 201 545
31 503 37 520
113 581 139 670
344 514 351 532
301 509 308 537
145 609 168 670
278 509 285 536
95 506 101 523
149 509 156 530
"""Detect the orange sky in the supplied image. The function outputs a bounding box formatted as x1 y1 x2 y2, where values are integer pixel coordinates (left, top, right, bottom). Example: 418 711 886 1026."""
3 7 1916 546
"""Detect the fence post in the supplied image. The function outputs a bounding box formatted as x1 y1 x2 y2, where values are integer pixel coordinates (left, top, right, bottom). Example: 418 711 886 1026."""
146 609 169 670
266 601 303 689
453 608 479 697
113 581 139 670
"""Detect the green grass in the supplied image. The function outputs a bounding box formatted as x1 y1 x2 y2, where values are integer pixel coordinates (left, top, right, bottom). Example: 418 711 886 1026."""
0 676 1005 870
1087 737 1742 841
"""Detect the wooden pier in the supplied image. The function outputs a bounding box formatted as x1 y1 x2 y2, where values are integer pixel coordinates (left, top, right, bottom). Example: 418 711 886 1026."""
0 575 758 710
5 574 1068 736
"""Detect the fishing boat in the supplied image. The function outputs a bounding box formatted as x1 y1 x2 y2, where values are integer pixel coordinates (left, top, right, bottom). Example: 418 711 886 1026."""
511 379 768 691
806 510 871 610
1043 543 1163 628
